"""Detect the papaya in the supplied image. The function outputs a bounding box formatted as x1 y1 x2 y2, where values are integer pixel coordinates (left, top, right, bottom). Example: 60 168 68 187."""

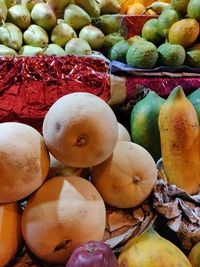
74 0 100 17
188 242 200 267
188 88 200 124
118 227 192 267
158 86 200 195
130 90 165 161
0 202 22 266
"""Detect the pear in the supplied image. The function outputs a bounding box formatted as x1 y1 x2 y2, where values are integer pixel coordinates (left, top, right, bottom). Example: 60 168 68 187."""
3 0 16 8
0 0 8 22
79 25 105 50
31 3 56 31
41 44 66 56
57 18 64 24
74 0 100 18
51 22 77 47
64 4 91 31
99 0 121 14
21 0 45 12
7 4 31 30
92 15 119 35
18 45 43 55
46 0 71 18
65 37 92 55
23 24 49 47
0 22 22 50
0 44 17 55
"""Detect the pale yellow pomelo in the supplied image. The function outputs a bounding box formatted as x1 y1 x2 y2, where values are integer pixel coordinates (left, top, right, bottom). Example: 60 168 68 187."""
91 141 158 208
43 92 118 168
21 176 106 264
0 122 50 203
117 122 131 142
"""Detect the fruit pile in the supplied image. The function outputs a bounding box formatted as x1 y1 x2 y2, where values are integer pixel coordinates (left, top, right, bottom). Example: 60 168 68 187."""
109 0 200 69
0 87 199 266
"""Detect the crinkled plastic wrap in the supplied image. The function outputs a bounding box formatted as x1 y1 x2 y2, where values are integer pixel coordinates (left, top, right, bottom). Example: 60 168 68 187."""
0 55 110 132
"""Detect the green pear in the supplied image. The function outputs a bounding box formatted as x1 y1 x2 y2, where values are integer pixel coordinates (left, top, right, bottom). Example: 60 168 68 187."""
74 0 100 17
23 24 49 47
21 0 45 12
99 0 121 14
79 25 105 50
18 45 43 55
42 44 66 56
65 37 92 55
51 23 77 47
0 0 8 22
0 44 17 55
64 4 91 31
7 4 31 30
0 22 22 50
92 15 119 35
47 0 71 18
3 0 16 8
31 3 57 31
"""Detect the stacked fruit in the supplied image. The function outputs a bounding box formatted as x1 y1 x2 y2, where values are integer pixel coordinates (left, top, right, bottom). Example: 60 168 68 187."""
109 0 200 69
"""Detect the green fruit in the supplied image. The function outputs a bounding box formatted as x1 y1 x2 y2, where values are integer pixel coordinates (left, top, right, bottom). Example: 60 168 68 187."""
102 32 124 54
64 4 91 31
130 90 165 161
65 37 92 55
188 88 200 124
99 0 120 14
187 0 200 21
0 44 17 55
23 24 49 48
171 0 189 15
21 0 44 12
31 3 56 31
108 40 129 63
126 41 158 69
46 0 71 11
0 0 7 21
142 18 163 45
79 25 105 50
127 35 146 45
186 50 200 67
7 4 31 30
3 0 16 8
158 43 185 66
156 9 181 38
18 45 43 55
51 23 77 47
42 44 66 56
0 22 22 50
92 15 119 35
74 0 100 18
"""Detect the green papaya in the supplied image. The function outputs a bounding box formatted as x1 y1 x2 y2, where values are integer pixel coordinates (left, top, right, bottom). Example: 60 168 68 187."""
188 88 200 124
130 90 165 161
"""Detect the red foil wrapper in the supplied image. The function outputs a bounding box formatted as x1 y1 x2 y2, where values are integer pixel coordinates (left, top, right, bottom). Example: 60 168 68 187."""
0 55 110 132
126 76 200 99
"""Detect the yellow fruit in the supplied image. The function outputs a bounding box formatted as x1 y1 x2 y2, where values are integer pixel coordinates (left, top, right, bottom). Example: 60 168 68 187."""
0 202 22 267
42 92 118 168
127 2 145 15
118 0 134 14
118 228 192 267
168 18 200 48
133 0 154 6
91 141 158 209
188 242 200 267
117 122 131 142
0 122 50 203
22 176 106 264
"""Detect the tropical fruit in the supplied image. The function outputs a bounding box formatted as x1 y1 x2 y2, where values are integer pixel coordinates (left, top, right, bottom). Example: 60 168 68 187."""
157 43 186 66
188 88 200 124
0 202 22 267
126 41 158 68
22 176 106 264
156 9 181 38
65 38 92 55
42 92 118 168
131 90 165 161
118 228 192 267
117 122 131 142
143 1 171 15
127 2 145 15
79 25 105 50
102 32 124 54
168 18 200 48
91 141 158 208
141 18 163 45
186 44 200 68
188 242 200 267
171 0 189 15
108 40 129 63
187 0 200 21
158 86 200 195
0 122 50 203
18 45 43 55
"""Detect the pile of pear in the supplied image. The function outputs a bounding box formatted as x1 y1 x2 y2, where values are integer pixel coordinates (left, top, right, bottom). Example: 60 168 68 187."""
0 0 122 56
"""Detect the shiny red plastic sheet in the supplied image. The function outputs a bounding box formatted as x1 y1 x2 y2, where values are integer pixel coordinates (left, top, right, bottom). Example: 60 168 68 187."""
126 76 200 99
0 55 110 132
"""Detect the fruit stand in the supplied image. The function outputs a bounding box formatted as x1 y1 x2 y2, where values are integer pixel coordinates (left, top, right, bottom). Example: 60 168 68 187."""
0 0 200 267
